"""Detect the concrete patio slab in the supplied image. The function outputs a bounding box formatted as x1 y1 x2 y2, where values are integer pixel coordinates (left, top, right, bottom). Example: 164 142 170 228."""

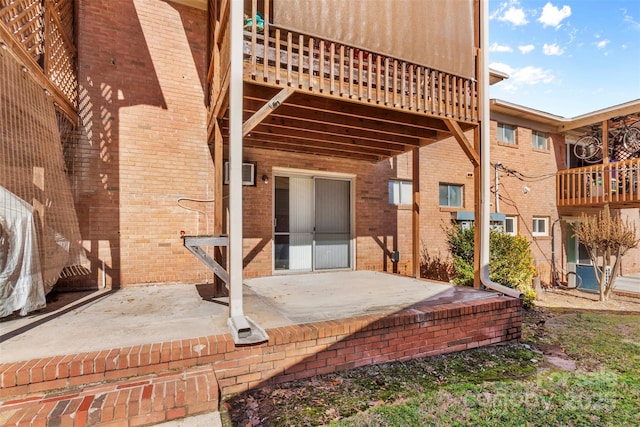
0 271 498 364
614 274 640 294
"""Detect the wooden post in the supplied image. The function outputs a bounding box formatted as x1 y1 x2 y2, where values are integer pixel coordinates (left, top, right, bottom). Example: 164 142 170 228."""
412 147 420 278
602 119 610 203
213 120 226 296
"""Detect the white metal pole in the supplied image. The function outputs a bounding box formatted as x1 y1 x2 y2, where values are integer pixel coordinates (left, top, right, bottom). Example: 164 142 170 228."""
479 0 522 299
229 0 244 318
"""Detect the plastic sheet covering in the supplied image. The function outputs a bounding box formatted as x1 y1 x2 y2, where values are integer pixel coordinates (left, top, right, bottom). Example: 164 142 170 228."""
272 0 475 79
0 187 46 317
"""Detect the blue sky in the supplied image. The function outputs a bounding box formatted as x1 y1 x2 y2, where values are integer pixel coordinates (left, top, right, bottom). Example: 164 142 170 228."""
489 0 640 117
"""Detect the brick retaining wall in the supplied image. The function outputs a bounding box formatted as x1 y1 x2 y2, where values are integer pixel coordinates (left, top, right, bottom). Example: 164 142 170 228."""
0 296 521 402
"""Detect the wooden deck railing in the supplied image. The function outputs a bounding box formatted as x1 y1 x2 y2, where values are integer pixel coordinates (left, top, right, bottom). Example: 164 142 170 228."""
0 0 77 115
208 0 478 124
557 158 640 207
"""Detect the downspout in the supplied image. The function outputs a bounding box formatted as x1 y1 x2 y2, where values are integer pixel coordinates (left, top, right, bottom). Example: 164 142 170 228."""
479 0 523 299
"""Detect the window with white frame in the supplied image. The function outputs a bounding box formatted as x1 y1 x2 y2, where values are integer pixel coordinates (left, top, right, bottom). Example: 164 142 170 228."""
389 179 412 206
532 216 549 236
439 183 463 207
498 123 516 144
532 131 548 150
505 215 518 236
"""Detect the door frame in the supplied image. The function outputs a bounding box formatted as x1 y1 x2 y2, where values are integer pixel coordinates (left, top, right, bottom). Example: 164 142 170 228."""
272 167 356 274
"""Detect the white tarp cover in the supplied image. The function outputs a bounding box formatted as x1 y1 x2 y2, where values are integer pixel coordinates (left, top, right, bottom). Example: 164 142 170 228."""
0 186 47 317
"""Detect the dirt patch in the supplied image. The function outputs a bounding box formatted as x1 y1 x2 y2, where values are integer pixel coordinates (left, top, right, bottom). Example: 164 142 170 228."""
543 345 577 371
535 287 640 312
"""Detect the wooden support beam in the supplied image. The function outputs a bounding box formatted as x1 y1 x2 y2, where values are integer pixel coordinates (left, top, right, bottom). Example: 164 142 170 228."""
239 107 422 148
445 118 480 167
212 66 230 118
602 119 611 203
245 133 388 161
213 119 226 297
242 126 404 156
242 87 295 137
412 147 420 278
241 97 433 143
244 137 383 162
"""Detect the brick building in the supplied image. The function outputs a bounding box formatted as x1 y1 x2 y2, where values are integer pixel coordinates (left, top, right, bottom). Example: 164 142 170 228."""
2 1 639 423
1 0 638 296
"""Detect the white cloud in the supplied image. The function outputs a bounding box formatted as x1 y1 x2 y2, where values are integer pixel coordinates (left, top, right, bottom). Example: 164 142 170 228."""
543 43 564 56
623 8 640 30
497 6 529 26
489 63 555 86
489 42 514 53
538 2 571 28
511 66 555 85
518 44 535 54
596 39 610 49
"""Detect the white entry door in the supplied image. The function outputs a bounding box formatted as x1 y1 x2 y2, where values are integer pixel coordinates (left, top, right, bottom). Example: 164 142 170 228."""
274 175 351 272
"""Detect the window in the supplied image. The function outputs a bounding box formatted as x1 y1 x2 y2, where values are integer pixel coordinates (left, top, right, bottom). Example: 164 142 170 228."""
498 123 516 144
532 216 549 237
505 215 517 236
389 180 412 206
532 131 548 150
439 183 463 207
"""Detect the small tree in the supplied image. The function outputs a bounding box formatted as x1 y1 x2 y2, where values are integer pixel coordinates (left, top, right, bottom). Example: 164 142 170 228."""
573 209 640 302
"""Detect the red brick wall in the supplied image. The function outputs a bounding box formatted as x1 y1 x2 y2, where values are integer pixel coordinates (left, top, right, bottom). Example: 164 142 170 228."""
239 148 416 278
0 296 522 398
70 1 640 289
215 297 522 395
74 0 213 287
490 123 562 282
419 132 477 268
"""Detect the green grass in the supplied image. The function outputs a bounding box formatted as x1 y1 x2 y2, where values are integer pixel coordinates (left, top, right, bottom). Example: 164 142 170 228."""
222 309 640 427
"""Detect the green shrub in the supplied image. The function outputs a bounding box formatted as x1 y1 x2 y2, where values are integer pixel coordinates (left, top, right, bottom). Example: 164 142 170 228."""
445 224 536 308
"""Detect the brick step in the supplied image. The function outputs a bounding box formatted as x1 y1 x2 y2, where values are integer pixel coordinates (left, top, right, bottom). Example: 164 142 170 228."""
0 336 229 398
0 365 219 427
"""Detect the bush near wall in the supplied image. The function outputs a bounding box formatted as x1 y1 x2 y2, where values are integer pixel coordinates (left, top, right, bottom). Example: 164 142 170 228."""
445 225 536 308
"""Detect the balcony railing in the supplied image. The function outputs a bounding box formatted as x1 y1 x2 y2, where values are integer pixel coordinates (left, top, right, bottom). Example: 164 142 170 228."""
557 158 640 207
209 0 478 124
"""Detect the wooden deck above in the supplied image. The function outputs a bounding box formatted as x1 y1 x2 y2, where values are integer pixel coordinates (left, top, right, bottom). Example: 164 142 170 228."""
557 158 640 208
208 0 480 162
